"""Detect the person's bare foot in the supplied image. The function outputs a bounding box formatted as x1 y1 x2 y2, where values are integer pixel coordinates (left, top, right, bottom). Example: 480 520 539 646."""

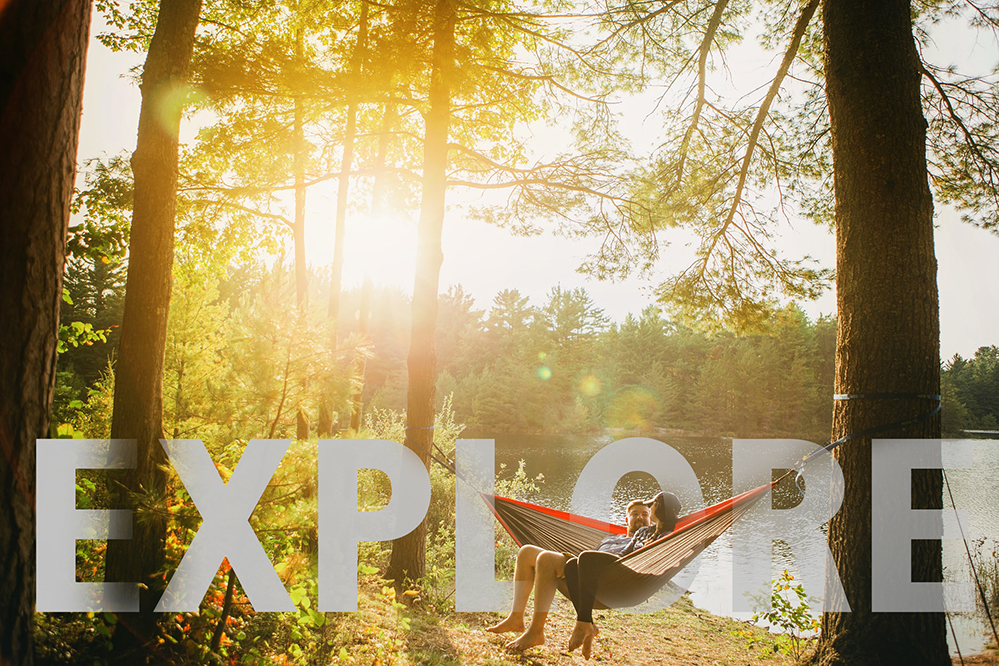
567 621 598 653
582 625 599 660
505 627 545 651
486 616 526 634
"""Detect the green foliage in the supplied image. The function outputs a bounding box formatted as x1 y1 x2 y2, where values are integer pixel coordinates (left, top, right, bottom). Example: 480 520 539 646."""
57 320 109 355
54 156 131 427
493 459 545 580
942 347 999 436
71 361 116 440
737 570 820 660
369 289 836 439
362 395 468 612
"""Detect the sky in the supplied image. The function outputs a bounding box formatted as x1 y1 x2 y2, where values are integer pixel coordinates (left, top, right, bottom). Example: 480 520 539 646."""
75 10 999 359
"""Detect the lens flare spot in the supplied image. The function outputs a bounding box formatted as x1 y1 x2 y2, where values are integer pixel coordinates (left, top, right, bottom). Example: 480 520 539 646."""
156 84 205 137
605 387 659 430
536 365 552 380
538 351 547 361
579 374 601 397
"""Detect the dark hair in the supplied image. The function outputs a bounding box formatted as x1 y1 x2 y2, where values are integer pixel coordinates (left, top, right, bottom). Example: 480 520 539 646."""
626 499 649 514
646 492 682 534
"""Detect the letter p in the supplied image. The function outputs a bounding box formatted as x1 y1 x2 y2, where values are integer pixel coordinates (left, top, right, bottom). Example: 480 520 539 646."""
318 439 431 611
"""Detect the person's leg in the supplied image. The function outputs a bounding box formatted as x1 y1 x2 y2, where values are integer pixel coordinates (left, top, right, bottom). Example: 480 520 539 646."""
504 551 567 650
567 550 619 657
563 556 581 615
486 545 543 633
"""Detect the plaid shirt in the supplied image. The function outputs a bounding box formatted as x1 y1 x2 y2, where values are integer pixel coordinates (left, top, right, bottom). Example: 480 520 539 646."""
620 524 664 556
595 533 635 555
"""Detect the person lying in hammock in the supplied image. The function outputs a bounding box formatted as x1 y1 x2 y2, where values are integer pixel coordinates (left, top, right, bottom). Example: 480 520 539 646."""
565 491 681 658
486 496 666 653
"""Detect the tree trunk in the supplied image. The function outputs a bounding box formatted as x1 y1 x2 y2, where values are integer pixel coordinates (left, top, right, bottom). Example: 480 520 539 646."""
371 103 399 215
328 0 369 331
349 277 373 433
817 0 946 663
388 0 455 588
104 0 202 656
0 2 90 663
294 26 308 309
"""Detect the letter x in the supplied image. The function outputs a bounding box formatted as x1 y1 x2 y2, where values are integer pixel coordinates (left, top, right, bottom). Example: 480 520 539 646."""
156 439 296 612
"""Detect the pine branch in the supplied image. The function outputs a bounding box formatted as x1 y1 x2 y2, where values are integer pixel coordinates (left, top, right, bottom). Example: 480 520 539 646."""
676 0 730 186
921 62 999 199
186 198 293 228
694 0 819 287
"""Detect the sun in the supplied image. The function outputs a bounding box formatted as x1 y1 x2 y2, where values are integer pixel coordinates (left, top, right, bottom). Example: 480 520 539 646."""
305 197 418 293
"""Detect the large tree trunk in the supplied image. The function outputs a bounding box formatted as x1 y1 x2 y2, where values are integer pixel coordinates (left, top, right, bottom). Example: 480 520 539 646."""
817 0 946 663
104 0 202 657
0 2 90 663
387 0 455 587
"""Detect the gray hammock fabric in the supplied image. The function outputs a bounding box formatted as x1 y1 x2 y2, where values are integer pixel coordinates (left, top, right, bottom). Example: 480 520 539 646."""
485 483 773 609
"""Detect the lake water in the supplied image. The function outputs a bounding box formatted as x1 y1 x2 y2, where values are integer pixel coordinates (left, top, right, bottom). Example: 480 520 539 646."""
471 432 999 657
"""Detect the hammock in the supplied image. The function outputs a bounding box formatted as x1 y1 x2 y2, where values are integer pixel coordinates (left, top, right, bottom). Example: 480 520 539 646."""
404 394 965 617
480 482 774 610
406 427 809 611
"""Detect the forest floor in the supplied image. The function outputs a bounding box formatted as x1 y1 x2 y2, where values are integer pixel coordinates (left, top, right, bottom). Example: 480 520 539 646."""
323 577 802 666
327 578 999 666
34 573 997 664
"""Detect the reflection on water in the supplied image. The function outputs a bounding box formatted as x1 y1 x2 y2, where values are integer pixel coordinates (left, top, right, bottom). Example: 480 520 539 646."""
468 432 999 657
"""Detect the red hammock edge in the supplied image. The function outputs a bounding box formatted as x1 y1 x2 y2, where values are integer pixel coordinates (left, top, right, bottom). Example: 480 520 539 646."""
481 481 776 554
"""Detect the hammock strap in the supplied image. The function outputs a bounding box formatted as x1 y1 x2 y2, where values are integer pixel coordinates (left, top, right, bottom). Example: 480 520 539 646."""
401 424 463 479
784 392 995 644
792 393 942 474
948 611 964 666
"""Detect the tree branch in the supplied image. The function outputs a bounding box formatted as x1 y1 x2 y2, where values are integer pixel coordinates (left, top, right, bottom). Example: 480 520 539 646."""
186 198 293 228
921 62 999 193
676 0 730 186
473 63 608 103
694 0 819 285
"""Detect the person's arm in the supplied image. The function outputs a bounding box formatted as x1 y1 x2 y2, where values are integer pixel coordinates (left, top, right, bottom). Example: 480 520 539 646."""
619 526 649 556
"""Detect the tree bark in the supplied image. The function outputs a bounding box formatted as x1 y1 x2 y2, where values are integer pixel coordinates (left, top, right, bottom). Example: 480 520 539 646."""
388 0 455 587
0 2 90 663
104 0 202 656
817 0 946 663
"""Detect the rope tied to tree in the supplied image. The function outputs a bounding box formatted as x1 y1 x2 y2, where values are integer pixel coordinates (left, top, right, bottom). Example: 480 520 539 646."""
784 392 999 655
791 392 942 478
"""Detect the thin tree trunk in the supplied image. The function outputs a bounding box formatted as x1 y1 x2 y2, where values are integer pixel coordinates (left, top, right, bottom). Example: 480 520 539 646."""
210 566 237 655
816 0 946 663
105 0 202 656
371 103 398 216
294 26 308 309
328 0 369 331
388 0 456 588
0 2 90 663
349 277 373 433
